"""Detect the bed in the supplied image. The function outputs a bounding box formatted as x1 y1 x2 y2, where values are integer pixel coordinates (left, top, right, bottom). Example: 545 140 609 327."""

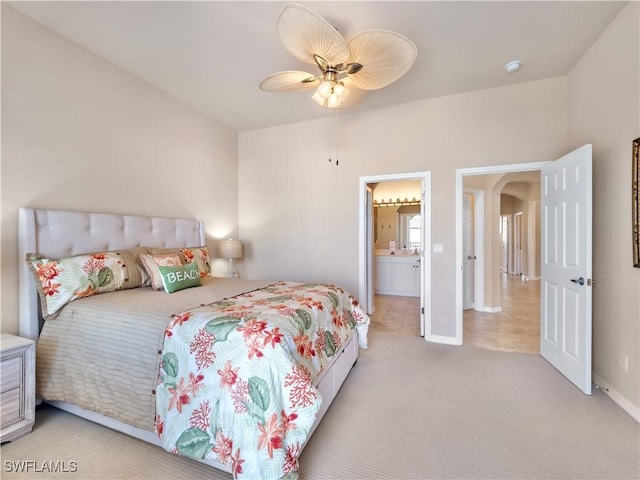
18 207 369 479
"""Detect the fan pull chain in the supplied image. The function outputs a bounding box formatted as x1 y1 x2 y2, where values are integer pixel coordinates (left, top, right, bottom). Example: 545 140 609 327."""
335 107 339 166
328 107 340 166
328 108 333 164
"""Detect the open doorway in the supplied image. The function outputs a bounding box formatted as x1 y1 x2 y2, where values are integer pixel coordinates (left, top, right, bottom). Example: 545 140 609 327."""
462 146 593 395
358 172 431 339
455 163 548 351
463 173 541 353
370 179 422 336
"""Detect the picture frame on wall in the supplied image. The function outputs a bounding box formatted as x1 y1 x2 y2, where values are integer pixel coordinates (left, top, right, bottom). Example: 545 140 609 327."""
633 137 640 268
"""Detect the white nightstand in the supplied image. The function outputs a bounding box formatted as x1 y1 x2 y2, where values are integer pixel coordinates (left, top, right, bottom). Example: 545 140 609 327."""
1 334 35 443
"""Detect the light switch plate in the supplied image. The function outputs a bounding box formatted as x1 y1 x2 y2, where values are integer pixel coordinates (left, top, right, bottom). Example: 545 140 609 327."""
433 243 444 254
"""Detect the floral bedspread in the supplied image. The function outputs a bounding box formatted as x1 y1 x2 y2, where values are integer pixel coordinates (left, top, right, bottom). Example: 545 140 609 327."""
155 281 369 479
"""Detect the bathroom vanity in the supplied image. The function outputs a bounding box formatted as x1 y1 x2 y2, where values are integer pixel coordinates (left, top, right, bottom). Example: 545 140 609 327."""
374 252 421 297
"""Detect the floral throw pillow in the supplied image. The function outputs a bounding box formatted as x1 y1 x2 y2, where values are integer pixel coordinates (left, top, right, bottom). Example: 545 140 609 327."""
148 248 186 263
179 246 212 278
27 251 128 320
140 253 183 290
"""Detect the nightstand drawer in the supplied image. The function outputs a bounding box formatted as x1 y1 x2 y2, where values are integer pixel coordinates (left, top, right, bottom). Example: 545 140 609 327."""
1 387 21 428
1 356 22 392
0 334 35 442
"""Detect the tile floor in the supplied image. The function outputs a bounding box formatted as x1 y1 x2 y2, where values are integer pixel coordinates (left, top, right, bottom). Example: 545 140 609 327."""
369 294 422 337
463 274 540 354
370 274 540 354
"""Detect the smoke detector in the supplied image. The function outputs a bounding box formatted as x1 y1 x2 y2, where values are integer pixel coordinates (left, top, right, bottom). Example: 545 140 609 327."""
505 60 522 73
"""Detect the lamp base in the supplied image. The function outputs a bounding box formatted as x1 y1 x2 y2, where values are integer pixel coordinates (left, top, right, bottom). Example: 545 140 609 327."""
225 259 239 279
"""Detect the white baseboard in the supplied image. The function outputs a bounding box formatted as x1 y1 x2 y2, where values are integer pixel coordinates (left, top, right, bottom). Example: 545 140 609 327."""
592 373 639 422
484 306 502 313
425 334 460 345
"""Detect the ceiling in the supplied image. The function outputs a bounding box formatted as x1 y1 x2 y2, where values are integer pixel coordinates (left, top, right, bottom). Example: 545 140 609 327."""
7 1 626 132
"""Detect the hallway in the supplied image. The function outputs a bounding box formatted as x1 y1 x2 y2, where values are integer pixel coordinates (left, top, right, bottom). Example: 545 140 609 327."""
463 273 540 354
370 273 540 354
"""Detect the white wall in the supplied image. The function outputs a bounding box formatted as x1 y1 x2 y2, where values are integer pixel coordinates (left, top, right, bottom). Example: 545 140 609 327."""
1 6 239 334
568 1 640 414
239 77 568 338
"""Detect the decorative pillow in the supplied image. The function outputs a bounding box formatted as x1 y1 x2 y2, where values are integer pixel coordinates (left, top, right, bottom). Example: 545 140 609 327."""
149 248 186 263
140 253 183 290
114 247 151 288
27 251 129 320
180 246 212 278
158 262 201 293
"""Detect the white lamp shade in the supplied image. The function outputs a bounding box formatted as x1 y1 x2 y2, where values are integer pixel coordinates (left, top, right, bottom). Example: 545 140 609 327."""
333 82 346 97
318 81 333 99
219 238 243 259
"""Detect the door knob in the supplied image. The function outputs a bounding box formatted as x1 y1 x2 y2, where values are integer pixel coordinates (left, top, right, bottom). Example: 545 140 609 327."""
570 277 585 286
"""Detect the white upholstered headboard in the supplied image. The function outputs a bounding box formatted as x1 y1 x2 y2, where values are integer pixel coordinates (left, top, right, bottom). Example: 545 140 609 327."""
18 208 206 341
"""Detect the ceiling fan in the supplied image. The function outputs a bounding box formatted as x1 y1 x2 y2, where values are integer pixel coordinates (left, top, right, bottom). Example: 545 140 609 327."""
259 3 417 109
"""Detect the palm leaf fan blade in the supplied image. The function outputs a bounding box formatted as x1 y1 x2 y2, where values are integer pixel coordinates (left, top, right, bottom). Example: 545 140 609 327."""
277 3 349 66
347 30 417 90
260 71 318 92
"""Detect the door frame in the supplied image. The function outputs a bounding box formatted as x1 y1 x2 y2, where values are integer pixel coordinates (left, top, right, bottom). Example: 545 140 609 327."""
500 214 511 274
462 193 473 310
463 189 485 312
514 211 524 275
365 185 375 314
455 162 549 345
359 171 431 338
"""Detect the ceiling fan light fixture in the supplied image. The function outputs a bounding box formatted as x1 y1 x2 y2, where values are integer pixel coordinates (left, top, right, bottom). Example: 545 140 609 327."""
333 81 346 97
314 79 349 107
318 81 334 99
261 4 416 109
312 91 326 106
339 85 349 101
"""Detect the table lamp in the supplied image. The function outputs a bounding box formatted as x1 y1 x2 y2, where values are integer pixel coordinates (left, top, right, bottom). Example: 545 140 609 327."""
219 238 243 278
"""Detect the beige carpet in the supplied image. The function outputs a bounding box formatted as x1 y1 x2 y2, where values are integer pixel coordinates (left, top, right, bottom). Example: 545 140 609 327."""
1 330 638 480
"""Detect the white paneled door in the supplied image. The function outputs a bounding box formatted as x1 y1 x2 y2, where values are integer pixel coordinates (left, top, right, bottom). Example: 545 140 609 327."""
541 145 593 394
366 186 374 314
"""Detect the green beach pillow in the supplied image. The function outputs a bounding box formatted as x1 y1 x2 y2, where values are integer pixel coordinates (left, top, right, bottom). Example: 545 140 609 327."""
158 262 201 293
